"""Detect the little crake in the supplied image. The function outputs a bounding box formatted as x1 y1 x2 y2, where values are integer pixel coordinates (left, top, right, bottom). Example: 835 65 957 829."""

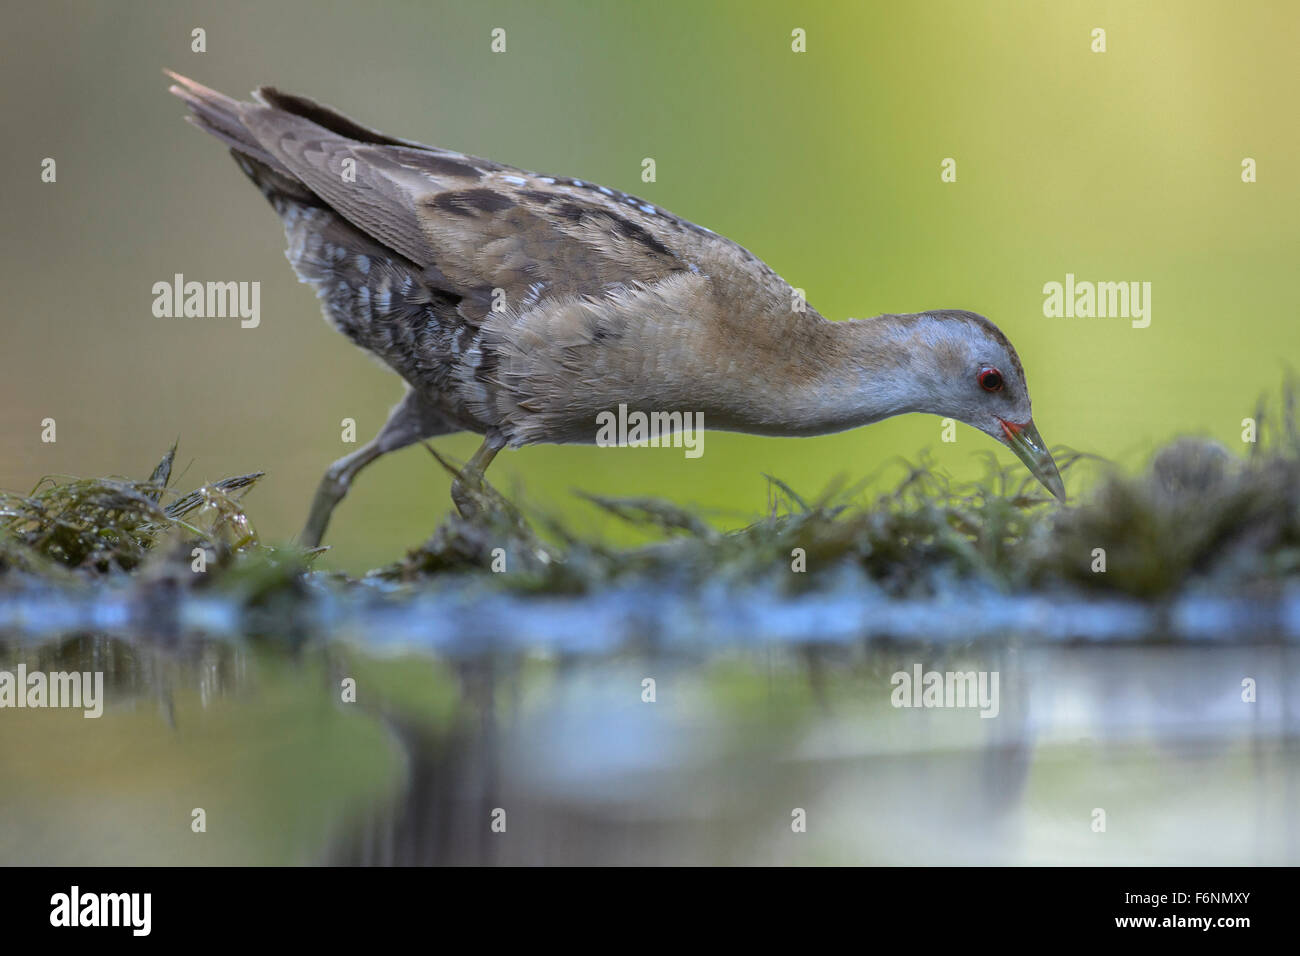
167 72 1065 547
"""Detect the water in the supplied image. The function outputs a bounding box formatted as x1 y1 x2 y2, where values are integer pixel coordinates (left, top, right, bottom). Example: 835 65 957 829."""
1 581 1296 865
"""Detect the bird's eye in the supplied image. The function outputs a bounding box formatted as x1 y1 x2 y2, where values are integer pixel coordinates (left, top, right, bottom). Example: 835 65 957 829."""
978 367 1004 392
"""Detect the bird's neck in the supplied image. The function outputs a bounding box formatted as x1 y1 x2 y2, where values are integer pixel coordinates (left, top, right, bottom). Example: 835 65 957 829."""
728 313 939 437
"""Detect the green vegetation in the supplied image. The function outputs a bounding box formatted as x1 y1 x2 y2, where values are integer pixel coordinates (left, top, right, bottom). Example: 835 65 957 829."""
0 443 262 576
2 385 1297 606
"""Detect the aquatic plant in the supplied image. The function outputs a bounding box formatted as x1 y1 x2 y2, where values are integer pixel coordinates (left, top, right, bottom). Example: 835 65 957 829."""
2 384 1297 605
0 444 262 576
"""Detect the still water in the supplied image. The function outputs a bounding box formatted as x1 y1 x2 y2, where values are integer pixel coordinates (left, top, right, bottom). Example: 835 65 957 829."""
1 586 1296 865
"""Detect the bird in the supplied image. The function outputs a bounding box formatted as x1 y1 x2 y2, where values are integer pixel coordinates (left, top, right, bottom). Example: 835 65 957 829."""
166 72 1065 548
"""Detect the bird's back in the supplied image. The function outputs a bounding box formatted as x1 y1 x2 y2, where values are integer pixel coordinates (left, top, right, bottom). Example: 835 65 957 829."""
168 74 822 444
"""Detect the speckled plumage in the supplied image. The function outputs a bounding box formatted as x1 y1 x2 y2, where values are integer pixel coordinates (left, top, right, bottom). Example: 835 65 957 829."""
167 72 1063 546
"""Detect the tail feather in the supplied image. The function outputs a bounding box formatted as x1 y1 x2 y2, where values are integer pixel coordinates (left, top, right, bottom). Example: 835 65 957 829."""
164 71 490 400
250 85 422 149
167 70 320 208
165 70 282 170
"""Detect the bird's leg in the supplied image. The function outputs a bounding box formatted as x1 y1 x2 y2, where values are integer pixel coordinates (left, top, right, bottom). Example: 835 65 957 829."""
301 443 384 549
450 433 506 520
300 389 456 548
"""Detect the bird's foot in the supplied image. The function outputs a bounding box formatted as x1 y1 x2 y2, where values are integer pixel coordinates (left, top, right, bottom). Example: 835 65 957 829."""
425 440 511 525
450 472 491 520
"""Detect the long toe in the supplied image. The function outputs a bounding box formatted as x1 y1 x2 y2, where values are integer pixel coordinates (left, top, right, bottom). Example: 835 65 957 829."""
450 477 482 521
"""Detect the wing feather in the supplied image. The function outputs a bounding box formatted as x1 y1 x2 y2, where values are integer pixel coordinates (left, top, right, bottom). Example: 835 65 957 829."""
236 105 694 321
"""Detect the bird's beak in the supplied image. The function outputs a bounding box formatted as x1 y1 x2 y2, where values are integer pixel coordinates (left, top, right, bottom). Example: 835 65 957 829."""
998 419 1065 500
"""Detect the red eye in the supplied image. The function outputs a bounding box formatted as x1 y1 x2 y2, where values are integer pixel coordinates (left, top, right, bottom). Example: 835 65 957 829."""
978 367 1004 392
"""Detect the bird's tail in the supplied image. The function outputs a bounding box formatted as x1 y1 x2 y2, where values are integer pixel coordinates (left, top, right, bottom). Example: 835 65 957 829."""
167 69 427 155
165 70 319 208
165 71 279 168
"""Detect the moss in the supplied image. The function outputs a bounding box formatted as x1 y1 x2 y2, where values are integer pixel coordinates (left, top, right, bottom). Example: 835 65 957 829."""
0 443 266 577
3 383 1298 607
1033 435 1299 597
385 382 1299 600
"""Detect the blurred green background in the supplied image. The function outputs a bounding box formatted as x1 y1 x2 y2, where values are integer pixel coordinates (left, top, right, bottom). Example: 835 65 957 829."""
2 0 1296 572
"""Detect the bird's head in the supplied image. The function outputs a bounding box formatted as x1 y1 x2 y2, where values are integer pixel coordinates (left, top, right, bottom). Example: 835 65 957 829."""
883 310 1065 500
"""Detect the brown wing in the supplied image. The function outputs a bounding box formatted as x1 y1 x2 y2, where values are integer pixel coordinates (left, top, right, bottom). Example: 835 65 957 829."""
237 88 703 321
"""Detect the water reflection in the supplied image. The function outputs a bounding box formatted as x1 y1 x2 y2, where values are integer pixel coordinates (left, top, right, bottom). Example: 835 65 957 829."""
1 627 1296 865
331 644 1298 865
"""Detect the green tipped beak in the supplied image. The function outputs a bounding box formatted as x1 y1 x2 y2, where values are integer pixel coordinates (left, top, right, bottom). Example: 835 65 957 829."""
999 419 1065 500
